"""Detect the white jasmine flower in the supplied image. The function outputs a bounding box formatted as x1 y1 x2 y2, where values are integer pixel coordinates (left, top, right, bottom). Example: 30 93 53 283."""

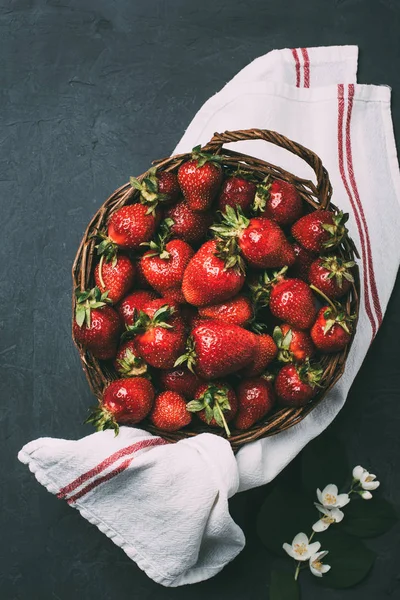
309 551 331 577
283 532 321 561
316 484 350 509
312 504 344 532
360 490 373 500
360 471 380 491
352 465 365 480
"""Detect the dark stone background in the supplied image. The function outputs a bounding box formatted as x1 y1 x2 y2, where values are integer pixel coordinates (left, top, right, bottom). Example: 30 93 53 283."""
1 0 399 598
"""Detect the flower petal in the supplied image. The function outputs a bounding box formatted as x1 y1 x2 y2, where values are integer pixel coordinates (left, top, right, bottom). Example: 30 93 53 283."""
321 564 331 574
336 493 350 507
314 503 329 516
362 481 380 491
310 565 323 577
352 465 365 480
312 519 330 532
308 541 321 556
322 483 338 498
283 543 296 559
311 551 329 561
331 507 344 523
316 488 323 504
361 491 373 500
292 532 309 547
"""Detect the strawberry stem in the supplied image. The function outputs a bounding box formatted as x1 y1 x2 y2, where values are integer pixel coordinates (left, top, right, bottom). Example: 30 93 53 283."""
310 284 337 312
98 254 106 289
215 401 231 438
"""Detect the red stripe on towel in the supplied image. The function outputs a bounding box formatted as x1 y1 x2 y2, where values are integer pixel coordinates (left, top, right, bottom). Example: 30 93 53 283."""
337 84 377 338
67 458 133 504
58 437 167 499
291 48 301 87
301 48 310 87
345 84 383 326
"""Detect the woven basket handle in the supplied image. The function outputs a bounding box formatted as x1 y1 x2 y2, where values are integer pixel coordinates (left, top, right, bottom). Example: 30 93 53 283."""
203 128 331 208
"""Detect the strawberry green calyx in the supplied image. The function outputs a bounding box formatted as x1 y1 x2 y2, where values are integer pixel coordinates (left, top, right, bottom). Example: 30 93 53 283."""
320 255 355 287
117 349 148 377
130 167 169 215
273 326 294 363
310 284 356 334
85 406 119 435
191 145 223 169
249 267 288 307
186 384 232 437
140 218 174 259
211 206 251 275
93 230 119 288
174 336 197 373
215 237 246 275
297 360 324 389
123 304 176 339
322 211 349 249
252 175 271 214
224 165 258 182
75 286 111 328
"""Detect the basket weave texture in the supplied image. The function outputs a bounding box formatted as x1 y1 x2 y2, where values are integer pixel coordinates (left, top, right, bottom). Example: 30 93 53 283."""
72 129 359 451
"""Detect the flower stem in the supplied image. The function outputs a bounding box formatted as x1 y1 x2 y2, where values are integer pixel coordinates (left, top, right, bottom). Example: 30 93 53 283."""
308 531 315 543
294 562 301 581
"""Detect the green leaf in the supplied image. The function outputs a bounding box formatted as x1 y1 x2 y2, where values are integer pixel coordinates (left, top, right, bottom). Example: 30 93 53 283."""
186 400 205 413
301 431 349 495
257 485 316 556
75 305 86 328
213 406 224 427
130 176 143 190
341 497 398 538
270 570 300 600
315 529 375 589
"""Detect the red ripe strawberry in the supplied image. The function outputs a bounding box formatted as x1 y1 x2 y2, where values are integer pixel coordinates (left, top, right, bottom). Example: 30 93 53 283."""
135 256 152 289
117 290 157 326
198 294 253 327
73 287 121 359
217 175 257 215
182 240 245 306
235 378 276 430
290 242 314 281
270 277 317 330
86 377 155 434
212 207 295 269
176 319 256 379
253 178 303 225
242 333 277 377
125 300 186 369
114 339 148 377
273 324 314 363
141 236 194 302
106 204 159 250
178 146 223 212
150 391 192 432
275 362 323 407
308 256 355 299
187 381 238 437
292 210 349 253
130 167 180 209
311 305 354 353
94 254 135 304
159 367 202 399
165 200 213 243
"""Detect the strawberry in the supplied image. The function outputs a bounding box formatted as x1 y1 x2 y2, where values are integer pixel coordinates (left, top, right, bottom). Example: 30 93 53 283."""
291 210 349 253
114 339 148 377
135 256 153 289
182 240 245 306
234 378 276 430
270 277 317 330
94 254 135 304
159 367 202 399
242 333 277 377
124 301 186 369
308 256 355 299
273 324 314 363
178 146 223 212
198 294 253 327
217 174 257 215
150 391 192 431
165 200 213 243
176 319 256 379
211 206 295 269
117 290 157 326
141 228 194 303
106 204 159 250
310 305 354 353
253 178 303 225
187 381 238 436
86 377 155 434
73 287 121 359
290 242 314 281
130 167 180 209
275 362 323 407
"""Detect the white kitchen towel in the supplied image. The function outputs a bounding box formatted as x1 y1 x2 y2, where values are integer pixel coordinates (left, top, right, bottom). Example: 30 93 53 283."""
19 46 400 586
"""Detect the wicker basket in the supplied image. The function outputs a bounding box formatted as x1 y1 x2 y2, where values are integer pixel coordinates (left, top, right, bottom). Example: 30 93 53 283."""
72 128 360 451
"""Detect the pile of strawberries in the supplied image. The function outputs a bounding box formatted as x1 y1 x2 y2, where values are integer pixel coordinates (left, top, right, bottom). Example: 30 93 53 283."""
73 146 357 438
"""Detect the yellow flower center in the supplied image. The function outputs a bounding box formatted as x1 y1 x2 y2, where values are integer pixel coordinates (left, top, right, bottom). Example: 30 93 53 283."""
365 475 374 482
294 543 308 556
312 560 323 571
322 515 335 524
324 493 336 505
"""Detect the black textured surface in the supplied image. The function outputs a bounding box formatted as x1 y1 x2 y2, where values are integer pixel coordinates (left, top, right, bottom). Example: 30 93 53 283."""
1 1 400 598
